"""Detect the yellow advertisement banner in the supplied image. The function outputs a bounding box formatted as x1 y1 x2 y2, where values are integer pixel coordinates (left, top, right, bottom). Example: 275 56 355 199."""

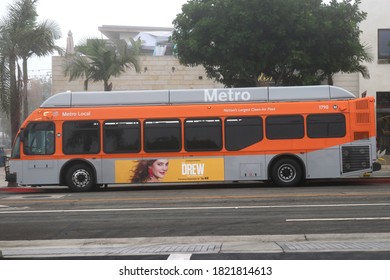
115 158 224 184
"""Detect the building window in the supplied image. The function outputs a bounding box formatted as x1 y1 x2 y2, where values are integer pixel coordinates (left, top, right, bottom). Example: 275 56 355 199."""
377 92 390 112
378 29 390 61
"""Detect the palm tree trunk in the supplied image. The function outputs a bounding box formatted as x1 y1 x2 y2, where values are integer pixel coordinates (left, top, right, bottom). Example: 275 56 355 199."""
7 55 20 188
22 58 29 120
327 74 334 85
104 80 112 91
9 54 20 143
83 80 88 91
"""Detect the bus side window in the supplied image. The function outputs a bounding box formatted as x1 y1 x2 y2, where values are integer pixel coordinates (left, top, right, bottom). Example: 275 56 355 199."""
63 121 100 154
184 118 222 151
266 115 304 140
103 120 141 153
225 117 263 151
307 113 346 138
143 119 181 153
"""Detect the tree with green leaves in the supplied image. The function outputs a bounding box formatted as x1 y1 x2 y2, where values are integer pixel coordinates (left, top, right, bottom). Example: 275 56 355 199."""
312 0 371 85
0 0 63 141
172 0 370 87
63 38 141 91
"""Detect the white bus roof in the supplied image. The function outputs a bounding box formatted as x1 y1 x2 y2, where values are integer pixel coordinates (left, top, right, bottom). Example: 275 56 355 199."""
40 85 356 108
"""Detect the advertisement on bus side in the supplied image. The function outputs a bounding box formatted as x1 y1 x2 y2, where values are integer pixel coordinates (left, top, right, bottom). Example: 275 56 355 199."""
115 158 224 184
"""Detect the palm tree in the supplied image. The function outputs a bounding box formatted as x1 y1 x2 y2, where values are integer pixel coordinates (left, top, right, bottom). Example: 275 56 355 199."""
63 38 141 91
0 0 62 141
0 0 36 141
19 19 63 120
0 29 11 116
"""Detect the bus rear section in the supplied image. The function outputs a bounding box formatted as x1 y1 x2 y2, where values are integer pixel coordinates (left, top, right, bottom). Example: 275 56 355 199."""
6 85 380 191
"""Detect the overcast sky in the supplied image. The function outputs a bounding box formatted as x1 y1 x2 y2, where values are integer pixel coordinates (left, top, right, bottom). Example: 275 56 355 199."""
0 0 188 75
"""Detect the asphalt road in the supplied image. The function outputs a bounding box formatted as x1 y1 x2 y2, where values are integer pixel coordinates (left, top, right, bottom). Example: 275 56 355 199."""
1 179 390 239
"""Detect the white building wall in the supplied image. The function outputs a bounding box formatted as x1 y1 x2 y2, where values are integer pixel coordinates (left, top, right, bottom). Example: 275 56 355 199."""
359 0 390 97
329 0 390 99
332 72 359 96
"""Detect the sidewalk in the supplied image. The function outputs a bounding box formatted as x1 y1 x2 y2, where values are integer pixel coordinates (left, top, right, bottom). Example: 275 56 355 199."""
1 233 390 258
364 164 390 178
0 166 7 188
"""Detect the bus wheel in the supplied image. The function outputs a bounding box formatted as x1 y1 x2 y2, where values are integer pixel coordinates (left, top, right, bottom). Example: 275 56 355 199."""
271 158 302 187
66 164 95 192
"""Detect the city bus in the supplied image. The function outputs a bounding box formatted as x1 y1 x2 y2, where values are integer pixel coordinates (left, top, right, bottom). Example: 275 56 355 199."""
6 85 381 192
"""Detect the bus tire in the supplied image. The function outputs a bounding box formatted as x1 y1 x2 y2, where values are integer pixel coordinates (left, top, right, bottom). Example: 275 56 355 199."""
271 158 303 187
66 164 95 192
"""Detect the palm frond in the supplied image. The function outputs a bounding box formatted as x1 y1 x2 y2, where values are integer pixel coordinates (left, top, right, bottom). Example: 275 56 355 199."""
63 38 141 90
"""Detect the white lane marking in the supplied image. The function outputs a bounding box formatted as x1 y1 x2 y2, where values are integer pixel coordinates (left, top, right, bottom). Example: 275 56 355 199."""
0 206 30 211
0 205 9 208
3 194 67 200
287 217 390 222
0 202 389 215
167 254 192 260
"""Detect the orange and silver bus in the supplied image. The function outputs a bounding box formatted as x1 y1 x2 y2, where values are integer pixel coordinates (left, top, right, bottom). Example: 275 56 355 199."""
6 85 381 191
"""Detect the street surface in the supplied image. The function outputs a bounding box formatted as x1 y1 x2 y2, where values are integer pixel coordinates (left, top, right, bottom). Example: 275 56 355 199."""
1 179 390 239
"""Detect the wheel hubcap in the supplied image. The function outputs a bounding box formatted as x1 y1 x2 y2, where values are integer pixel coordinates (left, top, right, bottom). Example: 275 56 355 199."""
72 169 90 188
278 164 296 183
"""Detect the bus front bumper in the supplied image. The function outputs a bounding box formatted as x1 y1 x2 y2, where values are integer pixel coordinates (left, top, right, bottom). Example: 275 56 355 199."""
4 157 16 183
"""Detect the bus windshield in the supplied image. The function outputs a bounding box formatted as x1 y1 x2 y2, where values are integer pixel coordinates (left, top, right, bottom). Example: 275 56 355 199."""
11 134 20 159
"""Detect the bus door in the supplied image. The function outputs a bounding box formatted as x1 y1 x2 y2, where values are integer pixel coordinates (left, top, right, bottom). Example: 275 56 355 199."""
21 121 58 185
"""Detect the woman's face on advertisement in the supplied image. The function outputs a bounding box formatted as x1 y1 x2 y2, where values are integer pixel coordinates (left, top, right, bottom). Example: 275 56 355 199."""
151 159 169 180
